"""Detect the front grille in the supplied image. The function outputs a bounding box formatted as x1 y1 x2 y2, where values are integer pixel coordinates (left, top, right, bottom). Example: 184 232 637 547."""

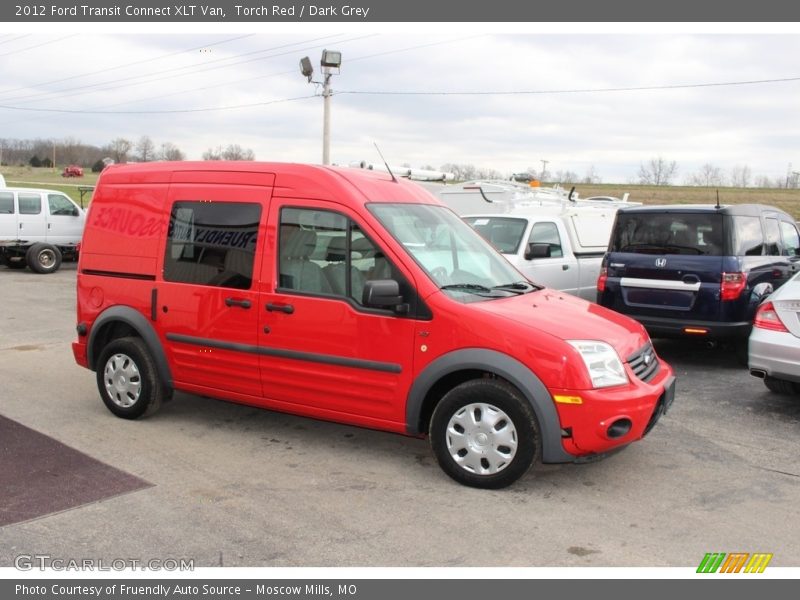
627 342 660 383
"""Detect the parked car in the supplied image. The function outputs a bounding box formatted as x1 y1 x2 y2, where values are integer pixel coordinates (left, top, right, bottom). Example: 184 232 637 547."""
597 204 800 355
73 162 674 489
0 187 85 273
748 271 800 394
62 165 84 177
464 206 616 300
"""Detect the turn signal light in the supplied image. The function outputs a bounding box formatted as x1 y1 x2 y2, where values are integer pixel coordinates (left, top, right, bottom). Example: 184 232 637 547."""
721 272 746 301
753 301 789 332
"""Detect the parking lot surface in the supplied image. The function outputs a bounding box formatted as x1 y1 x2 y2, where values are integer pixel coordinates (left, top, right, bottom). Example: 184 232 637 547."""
1 264 798 567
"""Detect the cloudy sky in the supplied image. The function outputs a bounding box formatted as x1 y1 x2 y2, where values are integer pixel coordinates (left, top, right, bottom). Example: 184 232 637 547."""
1 26 799 183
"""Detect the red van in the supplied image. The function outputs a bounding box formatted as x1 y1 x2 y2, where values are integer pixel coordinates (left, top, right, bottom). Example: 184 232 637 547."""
72 162 675 488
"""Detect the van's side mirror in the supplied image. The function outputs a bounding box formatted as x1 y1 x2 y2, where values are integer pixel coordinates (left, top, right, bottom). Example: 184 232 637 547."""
362 280 407 313
525 242 551 260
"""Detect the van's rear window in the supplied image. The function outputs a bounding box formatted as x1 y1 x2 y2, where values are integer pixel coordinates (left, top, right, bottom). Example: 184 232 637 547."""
610 212 724 256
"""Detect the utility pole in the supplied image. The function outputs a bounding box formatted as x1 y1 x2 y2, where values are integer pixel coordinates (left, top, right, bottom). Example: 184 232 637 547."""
322 66 333 166
540 159 549 181
300 50 341 166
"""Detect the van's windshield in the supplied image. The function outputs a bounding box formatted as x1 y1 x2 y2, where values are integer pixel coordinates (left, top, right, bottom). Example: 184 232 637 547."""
369 204 537 301
610 212 725 256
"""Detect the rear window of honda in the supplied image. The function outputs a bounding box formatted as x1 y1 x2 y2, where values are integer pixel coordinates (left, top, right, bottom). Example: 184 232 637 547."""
610 212 724 256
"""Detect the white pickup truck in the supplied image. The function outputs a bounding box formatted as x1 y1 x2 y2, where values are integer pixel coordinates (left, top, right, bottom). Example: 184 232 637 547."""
0 187 86 273
463 206 616 301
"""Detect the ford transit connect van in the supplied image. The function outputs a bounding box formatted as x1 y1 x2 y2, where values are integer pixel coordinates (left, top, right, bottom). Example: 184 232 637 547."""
597 204 800 348
73 162 674 488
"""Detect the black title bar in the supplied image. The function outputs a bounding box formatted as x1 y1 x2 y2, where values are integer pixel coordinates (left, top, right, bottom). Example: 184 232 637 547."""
4 0 800 22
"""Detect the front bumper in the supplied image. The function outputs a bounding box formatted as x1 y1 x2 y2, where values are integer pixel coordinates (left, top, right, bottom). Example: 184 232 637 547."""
550 360 675 458
748 327 800 383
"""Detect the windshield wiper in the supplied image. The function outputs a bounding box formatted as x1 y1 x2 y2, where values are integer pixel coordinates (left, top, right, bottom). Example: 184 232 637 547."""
440 283 494 293
492 281 539 293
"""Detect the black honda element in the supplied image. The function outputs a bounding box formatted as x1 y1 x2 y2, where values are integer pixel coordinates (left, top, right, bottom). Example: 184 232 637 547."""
597 204 800 346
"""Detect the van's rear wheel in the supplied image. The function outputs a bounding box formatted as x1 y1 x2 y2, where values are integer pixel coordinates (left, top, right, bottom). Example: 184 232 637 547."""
26 243 62 274
96 337 166 419
430 379 539 489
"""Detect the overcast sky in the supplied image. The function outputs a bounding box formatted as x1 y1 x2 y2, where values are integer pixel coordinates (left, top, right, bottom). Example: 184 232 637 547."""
1 29 799 183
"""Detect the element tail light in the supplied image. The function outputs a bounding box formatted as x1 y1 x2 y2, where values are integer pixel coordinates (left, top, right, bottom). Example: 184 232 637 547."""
721 272 746 301
597 267 608 293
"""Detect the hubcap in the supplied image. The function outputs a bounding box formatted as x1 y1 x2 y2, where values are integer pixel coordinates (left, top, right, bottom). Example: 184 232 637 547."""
103 353 142 408
446 402 518 475
38 249 55 268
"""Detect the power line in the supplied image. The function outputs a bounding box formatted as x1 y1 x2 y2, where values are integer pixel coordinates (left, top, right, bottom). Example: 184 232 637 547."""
0 34 31 47
336 75 800 96
0 34 256 98
0 35 78 58
0 94 319 114
0 34 356 104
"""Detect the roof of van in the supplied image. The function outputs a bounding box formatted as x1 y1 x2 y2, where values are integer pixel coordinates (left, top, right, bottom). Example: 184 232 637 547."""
98 161 440 207
617 203 794 218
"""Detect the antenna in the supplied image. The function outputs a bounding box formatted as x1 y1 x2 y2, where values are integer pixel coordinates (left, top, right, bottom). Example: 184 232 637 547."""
373 143 398 183
715 189 721 209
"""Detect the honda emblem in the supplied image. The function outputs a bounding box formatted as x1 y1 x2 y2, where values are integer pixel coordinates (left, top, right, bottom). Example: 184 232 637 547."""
655 258 667 267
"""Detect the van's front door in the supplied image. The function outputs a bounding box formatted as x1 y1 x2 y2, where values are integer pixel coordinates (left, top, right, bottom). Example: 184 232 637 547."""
44 192 85 245
258 200 418 430
157 175 273 398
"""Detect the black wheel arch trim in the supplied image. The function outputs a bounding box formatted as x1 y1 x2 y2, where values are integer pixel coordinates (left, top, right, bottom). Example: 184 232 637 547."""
405 348 575 464
87 306 173 390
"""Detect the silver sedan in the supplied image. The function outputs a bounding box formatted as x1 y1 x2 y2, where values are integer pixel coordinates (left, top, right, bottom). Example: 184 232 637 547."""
749 272 800 394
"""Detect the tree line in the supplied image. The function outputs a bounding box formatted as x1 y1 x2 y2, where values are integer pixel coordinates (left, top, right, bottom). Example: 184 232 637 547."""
0 136 256 170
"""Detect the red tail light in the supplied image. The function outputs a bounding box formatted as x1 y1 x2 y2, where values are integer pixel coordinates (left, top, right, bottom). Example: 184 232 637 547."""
720 272 746 301
753 301 789 332
597 267 608 292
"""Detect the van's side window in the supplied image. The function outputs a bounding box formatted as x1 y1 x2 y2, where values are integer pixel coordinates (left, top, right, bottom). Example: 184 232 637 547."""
18 193 41 215
47 194 77 216
765 218 781 256
163 201 261 290
279 207 392 305
0 192 13 214
780 221 800 257
529 222 563 258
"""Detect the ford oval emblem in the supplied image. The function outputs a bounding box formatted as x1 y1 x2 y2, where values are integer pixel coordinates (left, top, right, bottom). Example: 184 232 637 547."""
655 258 667 267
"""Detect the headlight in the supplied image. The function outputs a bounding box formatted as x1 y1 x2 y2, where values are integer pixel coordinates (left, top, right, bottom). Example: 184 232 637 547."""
567 340 629 388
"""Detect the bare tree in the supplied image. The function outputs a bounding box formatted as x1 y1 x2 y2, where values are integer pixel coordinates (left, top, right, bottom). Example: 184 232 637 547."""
136 136 156 162
221 144 255 161
688 163 725 187
729 165 752 188
107 138 133 163
754 175 774 188
582 165 602 184
638 156 678 186
202 146 223 160
554 170 579 184
159 142 185 161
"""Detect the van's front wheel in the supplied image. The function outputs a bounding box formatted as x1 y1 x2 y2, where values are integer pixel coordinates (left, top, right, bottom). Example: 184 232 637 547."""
96 337 166 419
430 379 539 489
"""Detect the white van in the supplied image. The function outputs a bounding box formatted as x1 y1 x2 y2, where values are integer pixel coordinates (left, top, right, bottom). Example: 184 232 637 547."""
0 187 86 273
464 206 616 300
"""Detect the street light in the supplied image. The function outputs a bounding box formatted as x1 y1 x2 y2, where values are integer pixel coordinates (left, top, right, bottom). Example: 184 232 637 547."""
299 49 342 166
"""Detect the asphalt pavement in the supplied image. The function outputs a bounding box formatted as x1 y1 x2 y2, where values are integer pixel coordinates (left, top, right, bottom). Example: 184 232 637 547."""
1 263 798 567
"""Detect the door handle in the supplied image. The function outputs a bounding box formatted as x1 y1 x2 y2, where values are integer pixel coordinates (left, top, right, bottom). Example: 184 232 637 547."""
266 302 295 314
225 297 252 309
562 264 570 270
